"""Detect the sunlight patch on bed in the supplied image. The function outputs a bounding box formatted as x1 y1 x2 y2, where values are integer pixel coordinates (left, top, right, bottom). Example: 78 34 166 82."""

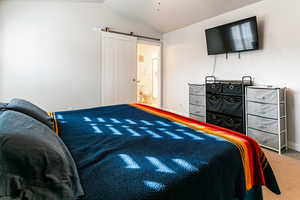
111 118 121 123
56 114 64 120
119 154 140 169
182 132 204 140
163 131 183 140
144 181 165 191
141 120 154 126
97 118 105 123
156 121 171 127
84 117 92 122
109 127 123 135
125 119 137 124
145 130 162 139
139 127 148 130
126 128 141 137
91 125 102 133
145 156 175 174
172 159 197 172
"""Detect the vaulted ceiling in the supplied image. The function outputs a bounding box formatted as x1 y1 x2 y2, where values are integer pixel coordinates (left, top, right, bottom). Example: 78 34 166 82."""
104 0 263 33
3 0 263 33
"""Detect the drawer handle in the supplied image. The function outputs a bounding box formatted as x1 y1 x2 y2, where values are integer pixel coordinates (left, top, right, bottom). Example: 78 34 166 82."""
259 125 267 129
229 85 234 90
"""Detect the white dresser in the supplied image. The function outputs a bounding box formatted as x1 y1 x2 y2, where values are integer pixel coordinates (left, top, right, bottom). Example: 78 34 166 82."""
245 86 288 154
189 84 206 122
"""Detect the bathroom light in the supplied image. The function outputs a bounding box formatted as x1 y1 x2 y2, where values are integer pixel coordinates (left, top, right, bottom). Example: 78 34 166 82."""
154 0 161 11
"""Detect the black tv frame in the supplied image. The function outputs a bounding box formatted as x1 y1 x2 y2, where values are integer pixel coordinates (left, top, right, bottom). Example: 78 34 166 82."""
205 16 259 55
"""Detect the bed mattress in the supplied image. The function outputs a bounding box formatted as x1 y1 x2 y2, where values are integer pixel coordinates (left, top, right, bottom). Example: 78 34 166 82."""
53 104 280 200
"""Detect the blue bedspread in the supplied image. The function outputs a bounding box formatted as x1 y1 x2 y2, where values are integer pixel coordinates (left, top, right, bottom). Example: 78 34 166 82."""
55 105 258 200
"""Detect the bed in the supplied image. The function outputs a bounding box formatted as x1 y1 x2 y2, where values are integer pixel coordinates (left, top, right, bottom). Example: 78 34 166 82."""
50 103 280 200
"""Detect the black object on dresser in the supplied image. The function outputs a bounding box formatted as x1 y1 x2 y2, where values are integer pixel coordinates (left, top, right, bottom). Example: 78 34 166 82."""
205 76 252 134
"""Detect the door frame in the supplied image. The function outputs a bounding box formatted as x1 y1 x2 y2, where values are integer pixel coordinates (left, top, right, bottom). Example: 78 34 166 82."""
137 39 163 108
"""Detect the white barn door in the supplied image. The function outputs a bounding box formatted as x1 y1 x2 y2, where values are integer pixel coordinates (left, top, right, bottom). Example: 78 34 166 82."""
101 32 137 106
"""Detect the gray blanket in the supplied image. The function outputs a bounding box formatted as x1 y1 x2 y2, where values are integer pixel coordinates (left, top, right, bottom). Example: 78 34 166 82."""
0 110 84 200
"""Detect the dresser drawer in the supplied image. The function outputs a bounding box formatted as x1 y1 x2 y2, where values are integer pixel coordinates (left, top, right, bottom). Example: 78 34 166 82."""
190 114 206 122
247 88 278 104
190 95 205 106
248 128 285 150
207 112 243 133
247 115 285 134
222 84 243 95
206 83 222 93
189 85 205 95
206 93 222 113
221 95 243 117
247 101 285 119
189 104 205 116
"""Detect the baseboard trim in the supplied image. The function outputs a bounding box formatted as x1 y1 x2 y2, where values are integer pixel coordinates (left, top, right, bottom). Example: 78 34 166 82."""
288 141 300 152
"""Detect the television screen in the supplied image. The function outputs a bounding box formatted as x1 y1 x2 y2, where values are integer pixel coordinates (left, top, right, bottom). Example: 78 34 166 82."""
205 17 259 55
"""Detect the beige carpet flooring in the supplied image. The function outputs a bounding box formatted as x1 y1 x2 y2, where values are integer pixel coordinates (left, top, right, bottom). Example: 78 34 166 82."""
263 149 300 200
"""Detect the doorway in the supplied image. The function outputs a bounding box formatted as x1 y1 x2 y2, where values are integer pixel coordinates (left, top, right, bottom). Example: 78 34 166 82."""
137 42 161 108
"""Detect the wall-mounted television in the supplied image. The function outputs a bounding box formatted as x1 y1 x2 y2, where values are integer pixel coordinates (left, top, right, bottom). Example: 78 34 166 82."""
205 16 259 55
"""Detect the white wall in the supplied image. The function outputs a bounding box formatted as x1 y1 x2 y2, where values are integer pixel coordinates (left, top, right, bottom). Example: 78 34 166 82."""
162 0 300 150
0 1 161 111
